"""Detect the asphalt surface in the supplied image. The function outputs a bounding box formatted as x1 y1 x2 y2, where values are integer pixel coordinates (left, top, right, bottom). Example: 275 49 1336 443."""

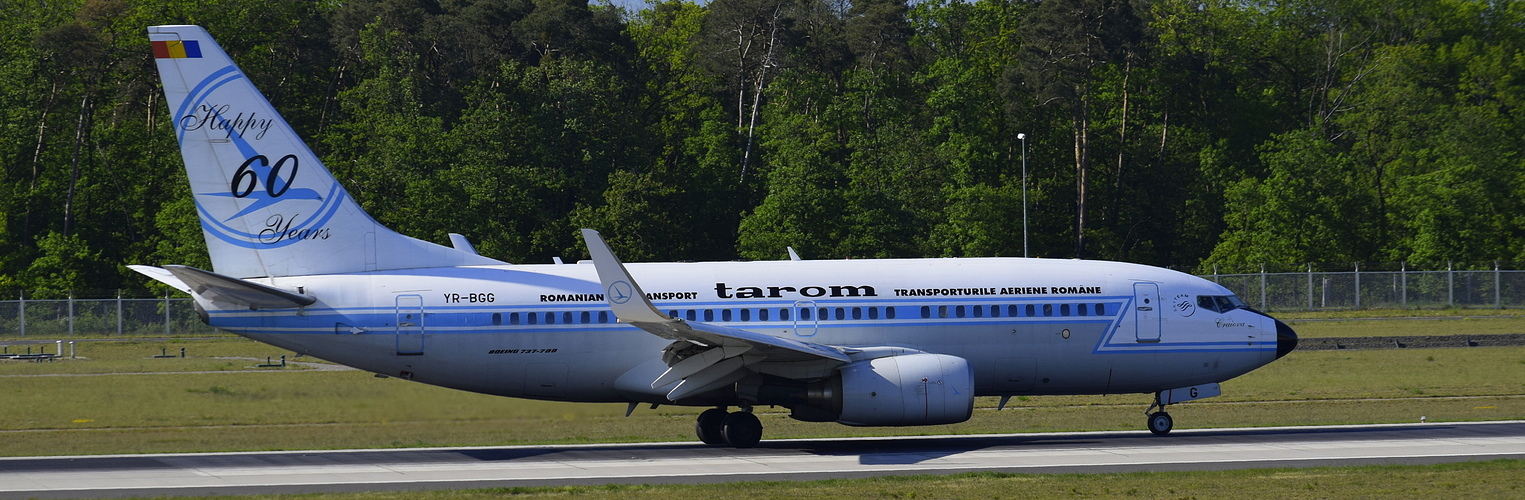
2 421 1522 499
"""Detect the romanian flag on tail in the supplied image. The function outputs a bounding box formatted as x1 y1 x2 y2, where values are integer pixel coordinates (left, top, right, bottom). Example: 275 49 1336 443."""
151 40 202 59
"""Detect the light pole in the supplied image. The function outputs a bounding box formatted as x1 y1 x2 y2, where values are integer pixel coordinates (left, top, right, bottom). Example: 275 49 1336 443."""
1018 133 1028 258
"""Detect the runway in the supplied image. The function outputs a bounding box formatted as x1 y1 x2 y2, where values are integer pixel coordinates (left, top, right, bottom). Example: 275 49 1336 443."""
3 420 1523 499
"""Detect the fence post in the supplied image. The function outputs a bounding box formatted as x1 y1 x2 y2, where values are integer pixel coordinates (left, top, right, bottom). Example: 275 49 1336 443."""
1306 263 1314 311
68 292 75 336
17 291 24 337
1259 264 1267 311
1448 261 1454 308
1496 260 1502 309
116 290 124 336
1354 262 1361 309
1212 265 1219 284
1401 262 1408 309
164 291 172 336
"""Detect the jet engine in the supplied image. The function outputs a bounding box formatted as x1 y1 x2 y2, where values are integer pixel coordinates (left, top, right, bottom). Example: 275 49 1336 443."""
752 353 975 426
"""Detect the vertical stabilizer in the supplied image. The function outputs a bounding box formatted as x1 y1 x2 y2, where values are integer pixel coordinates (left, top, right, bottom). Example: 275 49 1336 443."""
148 25 502 278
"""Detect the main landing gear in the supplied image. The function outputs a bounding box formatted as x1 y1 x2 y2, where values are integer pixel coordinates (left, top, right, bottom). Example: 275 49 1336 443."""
696 407 763 448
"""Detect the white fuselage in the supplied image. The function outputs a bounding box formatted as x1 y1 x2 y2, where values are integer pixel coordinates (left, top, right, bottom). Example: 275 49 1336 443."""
208 257 1280 404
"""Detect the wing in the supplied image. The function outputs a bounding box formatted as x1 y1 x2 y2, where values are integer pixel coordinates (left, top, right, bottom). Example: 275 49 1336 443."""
581 229 849 401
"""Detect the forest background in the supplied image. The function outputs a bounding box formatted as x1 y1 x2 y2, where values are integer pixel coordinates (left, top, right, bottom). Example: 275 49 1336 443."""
4 0 1525 293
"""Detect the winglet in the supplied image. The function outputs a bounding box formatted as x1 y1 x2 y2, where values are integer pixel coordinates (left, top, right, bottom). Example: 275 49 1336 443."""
448 233 478 255
580 229 672 325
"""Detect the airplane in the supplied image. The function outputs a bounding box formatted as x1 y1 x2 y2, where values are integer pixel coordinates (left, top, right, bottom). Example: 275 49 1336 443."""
133 25 1298 448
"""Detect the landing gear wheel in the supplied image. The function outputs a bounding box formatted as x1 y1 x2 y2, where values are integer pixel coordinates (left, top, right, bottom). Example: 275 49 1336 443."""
721 411 763 448
1147 411 1173 436
696 408 728 445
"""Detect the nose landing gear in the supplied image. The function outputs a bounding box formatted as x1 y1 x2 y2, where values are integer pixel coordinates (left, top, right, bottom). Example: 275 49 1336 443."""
695 406 763 448
1144 393 1175 436
1146 410 1174 435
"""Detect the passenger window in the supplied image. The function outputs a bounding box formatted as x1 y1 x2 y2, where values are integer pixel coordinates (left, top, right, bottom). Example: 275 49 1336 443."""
685 310 696 321
1060 304 1070 316
800 308 811 321
989 305 1000 318
973 305 984 318
1042 304 1053 316
779 308 789 321
1026 304 1036 317
852 307 862 320
509 312 520 325
704 309 714 321
580 311 590 324
599 311 609 323
819 307 829 320
939 305 949 318
1008 305 1018 317
740 309 751 321
921 306 931 318
667 310 678 318
887 307 897 319
835 308 845 320
546 312 556 324
868 307 879 320
562 312 572 324
492 313 503 326
723 309 733 321
527 313 537 325
1079 303 1089 316
956 305 966 318
1096 303 1106 315
760 308 770 321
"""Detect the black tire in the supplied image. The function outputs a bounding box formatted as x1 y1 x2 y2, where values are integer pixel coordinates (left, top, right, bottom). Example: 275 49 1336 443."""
696 408 728 445
721 411 763 448
1147 411 1173 436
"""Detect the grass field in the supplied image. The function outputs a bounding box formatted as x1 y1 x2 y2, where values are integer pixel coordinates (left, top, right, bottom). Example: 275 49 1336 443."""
4 313 1524 499
1283 315 1525 338
114 460 1524 500
1 337 1521 456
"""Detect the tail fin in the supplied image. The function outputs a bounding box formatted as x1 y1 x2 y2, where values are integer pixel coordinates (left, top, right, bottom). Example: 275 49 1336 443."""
148 25 502 278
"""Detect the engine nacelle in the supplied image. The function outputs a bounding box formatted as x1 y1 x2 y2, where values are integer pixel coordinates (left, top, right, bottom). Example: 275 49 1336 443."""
834 353 975 426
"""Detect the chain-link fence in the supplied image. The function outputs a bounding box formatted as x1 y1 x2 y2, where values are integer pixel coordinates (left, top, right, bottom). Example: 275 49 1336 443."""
1199 263 1523 312
1 263 1520 336
0 291 219 337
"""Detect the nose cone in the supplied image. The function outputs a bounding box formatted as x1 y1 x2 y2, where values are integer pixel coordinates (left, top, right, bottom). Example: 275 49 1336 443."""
1274 318 1298 359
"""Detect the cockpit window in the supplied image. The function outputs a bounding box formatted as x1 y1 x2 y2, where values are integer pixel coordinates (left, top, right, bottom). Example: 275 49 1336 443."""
1197 295 1243 313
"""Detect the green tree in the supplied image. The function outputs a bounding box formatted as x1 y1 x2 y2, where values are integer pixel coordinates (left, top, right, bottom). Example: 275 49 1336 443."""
1012 0 1141 259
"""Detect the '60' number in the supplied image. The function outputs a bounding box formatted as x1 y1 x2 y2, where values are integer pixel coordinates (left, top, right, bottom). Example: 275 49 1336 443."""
231 154 299 198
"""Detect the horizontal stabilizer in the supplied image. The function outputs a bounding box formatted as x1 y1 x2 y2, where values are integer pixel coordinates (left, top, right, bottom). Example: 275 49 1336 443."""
127 265 192 294
163 265 316 309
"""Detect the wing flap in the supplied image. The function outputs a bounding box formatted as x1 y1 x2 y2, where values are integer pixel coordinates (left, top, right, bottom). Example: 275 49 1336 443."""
654 344 751 389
